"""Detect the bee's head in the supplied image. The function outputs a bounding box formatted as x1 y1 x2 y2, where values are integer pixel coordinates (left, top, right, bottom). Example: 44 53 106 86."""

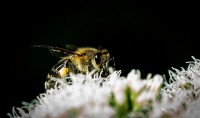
93 48 115 77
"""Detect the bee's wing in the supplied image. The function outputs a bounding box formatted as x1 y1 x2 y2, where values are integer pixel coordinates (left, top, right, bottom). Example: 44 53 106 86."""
32 45 79 58
65 44 78 51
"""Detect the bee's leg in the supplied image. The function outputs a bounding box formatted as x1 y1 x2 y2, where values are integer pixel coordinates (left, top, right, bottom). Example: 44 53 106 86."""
64 60 80 84
45 76 58 90
65 59 80 74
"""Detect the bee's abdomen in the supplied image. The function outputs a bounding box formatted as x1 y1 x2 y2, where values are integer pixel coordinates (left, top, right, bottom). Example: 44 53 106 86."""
44 59 80 90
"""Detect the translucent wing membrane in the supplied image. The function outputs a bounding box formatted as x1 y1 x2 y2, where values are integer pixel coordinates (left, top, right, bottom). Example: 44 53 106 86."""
32 45 81 57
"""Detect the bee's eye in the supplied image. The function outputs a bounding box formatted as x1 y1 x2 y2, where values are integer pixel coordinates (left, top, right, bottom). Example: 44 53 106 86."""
94 53 101 65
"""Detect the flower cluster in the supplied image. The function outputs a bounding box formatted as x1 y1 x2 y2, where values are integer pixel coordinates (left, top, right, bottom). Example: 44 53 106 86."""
109 70 163 118
151 57 200 118
8 57 200 118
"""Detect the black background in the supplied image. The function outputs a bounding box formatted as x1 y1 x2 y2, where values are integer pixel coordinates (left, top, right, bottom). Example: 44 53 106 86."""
2 1 199 117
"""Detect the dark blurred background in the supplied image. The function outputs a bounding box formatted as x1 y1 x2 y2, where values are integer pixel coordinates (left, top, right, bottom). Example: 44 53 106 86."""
2 1 199 117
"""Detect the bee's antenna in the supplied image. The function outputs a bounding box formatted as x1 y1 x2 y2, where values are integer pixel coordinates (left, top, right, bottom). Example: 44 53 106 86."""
98 45 104 50
109 57 115 69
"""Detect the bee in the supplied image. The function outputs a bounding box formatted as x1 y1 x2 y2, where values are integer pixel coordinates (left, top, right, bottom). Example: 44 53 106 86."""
33 45 115 90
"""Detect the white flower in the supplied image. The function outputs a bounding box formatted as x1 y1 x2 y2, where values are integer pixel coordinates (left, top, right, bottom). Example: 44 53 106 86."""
8 57 200 118
112 79 127 104
127 69 146 93
150 56 200 118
